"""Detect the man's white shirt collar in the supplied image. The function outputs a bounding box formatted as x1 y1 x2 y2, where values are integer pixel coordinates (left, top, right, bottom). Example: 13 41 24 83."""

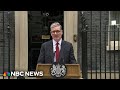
53 39 62 46
53 39 62 52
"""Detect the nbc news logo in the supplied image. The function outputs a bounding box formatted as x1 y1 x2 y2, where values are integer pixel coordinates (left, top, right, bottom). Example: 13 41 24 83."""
3 71 43 77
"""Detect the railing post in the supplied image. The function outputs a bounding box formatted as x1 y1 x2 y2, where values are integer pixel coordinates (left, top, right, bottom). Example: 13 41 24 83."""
2 11 5 79
7 11 11 79
80 11 88 79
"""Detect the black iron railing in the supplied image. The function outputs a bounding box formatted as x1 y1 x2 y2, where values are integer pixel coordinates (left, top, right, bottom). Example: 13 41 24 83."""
0 11 11 79
79 11 120 79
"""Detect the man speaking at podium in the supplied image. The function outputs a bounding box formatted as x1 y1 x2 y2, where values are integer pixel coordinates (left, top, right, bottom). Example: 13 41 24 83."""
37 22 77 64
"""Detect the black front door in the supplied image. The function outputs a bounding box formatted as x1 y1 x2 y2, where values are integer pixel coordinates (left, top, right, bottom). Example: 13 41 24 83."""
28 11 64 71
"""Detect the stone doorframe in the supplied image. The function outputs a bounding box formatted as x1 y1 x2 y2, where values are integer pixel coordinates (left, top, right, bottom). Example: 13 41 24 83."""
15 11 78 71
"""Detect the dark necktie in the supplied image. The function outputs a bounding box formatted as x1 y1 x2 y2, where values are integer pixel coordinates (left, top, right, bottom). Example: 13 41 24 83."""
56 42 60 63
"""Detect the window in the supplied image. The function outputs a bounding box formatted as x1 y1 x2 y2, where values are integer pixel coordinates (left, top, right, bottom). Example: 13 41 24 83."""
107 11 120 50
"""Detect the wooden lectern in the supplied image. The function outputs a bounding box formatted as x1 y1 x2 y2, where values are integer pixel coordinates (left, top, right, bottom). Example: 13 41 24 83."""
36 64 82 79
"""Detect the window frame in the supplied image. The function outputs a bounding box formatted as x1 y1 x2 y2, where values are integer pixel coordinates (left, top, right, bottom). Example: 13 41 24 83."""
107 11 120 50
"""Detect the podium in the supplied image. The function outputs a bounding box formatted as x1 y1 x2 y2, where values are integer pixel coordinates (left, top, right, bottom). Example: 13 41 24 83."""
36 64 82 79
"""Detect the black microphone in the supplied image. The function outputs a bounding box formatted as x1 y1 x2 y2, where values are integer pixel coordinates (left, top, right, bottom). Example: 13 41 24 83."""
63 58 64 64
54 51 56 57
60 57 64 64
53 51 56 64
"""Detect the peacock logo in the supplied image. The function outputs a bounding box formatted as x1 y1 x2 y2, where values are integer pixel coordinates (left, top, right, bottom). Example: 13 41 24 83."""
3 72 11 76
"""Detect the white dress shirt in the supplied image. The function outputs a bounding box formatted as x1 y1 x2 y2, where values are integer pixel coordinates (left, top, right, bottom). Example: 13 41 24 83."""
53 39 62 62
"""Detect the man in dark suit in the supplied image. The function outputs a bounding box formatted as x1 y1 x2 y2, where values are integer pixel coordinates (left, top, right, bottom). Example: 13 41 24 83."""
37 22 77 64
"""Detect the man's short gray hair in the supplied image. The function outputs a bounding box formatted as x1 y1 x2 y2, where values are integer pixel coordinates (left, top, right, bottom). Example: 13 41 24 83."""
50 22 62 30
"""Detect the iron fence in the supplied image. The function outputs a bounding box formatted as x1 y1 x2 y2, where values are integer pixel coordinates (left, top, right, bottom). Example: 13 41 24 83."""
80 11 120 79
0 11 11 79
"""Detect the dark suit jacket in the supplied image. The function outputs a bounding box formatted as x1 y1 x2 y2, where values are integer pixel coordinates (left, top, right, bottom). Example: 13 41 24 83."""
37 40 77 64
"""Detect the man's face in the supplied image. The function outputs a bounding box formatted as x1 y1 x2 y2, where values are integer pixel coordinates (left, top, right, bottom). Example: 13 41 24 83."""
50 26 63 42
